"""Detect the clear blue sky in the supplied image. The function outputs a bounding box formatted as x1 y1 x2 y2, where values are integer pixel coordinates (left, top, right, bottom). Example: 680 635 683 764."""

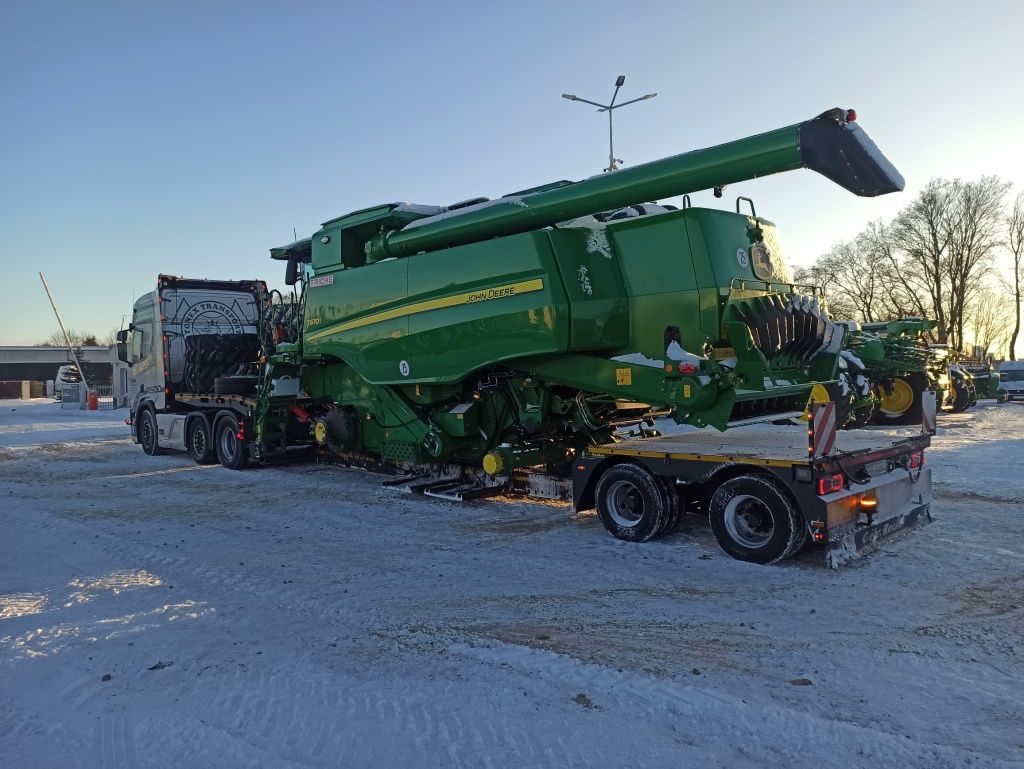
2 0 1022 345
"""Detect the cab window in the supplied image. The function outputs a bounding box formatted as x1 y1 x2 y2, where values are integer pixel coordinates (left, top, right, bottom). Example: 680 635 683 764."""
130 321 151 363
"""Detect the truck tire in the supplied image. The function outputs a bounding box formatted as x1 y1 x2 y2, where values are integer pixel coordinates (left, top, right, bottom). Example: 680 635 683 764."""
187 418 216 464
215 415 250 470
658 477 684 536
138 407 161 456
708 474 804 564
594 463 667 542
213 375 259 396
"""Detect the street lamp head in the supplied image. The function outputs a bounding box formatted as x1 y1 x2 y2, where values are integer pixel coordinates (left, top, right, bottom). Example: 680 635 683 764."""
615 75 626 87
643 93 657 100
561 94 577 101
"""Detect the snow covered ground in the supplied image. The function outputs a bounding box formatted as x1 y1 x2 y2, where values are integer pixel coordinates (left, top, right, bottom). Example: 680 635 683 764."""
1 398 1022 768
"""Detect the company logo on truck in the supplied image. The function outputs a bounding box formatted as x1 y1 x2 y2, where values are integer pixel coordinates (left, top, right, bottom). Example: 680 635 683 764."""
181 301 245 335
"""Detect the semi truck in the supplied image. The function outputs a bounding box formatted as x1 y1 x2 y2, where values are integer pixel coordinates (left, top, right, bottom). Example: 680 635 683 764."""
121 106 934 566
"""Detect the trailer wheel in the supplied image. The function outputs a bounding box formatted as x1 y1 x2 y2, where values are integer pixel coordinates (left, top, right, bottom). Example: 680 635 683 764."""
138 408 161 456
187 418 216 464
215 415 249 470
658 477 684 536
708 475 804 564
594 463 667 542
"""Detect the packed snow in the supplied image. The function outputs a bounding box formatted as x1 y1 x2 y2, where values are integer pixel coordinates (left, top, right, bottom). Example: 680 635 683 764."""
2 398 1022 768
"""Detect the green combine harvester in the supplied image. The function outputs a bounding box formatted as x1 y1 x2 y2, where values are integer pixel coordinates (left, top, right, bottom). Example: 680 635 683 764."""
261 107 902 474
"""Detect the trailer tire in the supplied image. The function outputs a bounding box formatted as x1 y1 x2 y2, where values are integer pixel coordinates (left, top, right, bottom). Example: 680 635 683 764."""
708 474 803 564
187 417 216 464
215 415 249 470
594 463 667 543
658 477 684 536
138 407 161 456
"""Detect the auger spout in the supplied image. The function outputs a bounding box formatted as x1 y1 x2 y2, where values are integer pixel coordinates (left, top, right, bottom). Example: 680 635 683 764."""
368 107 902 260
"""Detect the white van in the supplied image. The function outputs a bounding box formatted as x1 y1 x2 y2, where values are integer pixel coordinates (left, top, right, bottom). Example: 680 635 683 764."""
998 361 1024 401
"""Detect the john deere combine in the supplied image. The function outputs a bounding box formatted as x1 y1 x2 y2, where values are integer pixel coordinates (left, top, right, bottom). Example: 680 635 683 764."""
261 107 903 473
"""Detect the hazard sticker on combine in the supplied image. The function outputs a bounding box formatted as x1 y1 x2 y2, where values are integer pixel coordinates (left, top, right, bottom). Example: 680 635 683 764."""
615 368 632 386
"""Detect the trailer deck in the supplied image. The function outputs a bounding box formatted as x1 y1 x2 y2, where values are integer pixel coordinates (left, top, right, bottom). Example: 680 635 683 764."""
592 423 923 466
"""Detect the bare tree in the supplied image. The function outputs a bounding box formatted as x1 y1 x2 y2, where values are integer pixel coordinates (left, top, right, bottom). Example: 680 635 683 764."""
792 259 859 320
942 176 1009 352
889 179 953 342
797 219 929 325
36 329 100 347
967 283 1014 357
1007 191 1024 360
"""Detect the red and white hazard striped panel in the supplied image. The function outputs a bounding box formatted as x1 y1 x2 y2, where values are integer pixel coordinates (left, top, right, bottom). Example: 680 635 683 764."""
811 401 837 459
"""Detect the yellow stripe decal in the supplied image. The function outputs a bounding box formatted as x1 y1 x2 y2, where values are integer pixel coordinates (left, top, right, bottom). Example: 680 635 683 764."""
587 446 799 468
306 277 545 341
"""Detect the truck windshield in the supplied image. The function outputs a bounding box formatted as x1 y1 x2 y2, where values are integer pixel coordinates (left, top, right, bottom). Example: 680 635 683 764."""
1001 370 1024 382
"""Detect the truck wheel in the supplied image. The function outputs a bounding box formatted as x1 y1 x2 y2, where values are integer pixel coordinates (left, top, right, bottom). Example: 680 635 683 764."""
708 475 804 564
594 463 666 542
138 408 161 456
187 418 216 464
658 477 684 535
215 415 249 470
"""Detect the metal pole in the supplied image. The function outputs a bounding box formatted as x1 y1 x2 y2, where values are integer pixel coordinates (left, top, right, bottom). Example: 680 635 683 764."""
39 272 90 391
608 108 615 172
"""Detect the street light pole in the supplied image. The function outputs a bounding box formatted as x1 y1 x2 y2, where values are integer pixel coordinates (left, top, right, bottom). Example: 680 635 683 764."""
562 75 656 172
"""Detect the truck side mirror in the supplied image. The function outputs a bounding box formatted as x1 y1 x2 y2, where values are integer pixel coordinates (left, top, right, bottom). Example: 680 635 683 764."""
116 329 128 343
285 256 298 286
116 341 129 363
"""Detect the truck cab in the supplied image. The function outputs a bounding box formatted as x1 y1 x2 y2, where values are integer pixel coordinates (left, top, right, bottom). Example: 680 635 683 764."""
120 276 268 461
